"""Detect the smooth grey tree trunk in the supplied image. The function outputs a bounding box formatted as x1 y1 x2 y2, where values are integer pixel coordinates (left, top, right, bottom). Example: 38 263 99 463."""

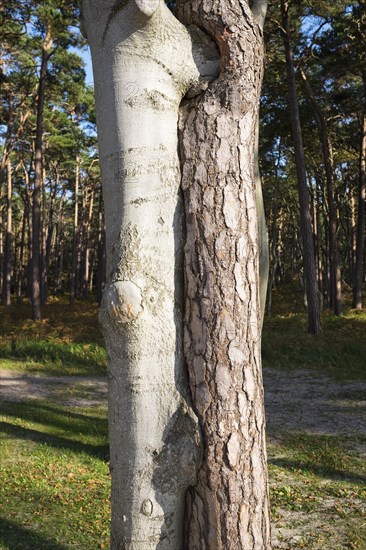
82 0 270 547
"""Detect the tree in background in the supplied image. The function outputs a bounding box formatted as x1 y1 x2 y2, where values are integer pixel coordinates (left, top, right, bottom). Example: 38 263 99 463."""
0 0 102 315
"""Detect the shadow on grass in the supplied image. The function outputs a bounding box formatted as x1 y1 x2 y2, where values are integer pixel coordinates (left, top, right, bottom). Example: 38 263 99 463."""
0 421 109 460
269 456 366 484
0 400 108 439
0 517 69 550
0 340 107 374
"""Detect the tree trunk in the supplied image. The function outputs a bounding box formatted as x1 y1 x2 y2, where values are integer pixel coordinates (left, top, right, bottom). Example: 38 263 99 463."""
281 0 321 334
350 183 357 287
352 75 366 309
96 198 106 305
2 158 12 306
17 203 27 301
31 28 52 319
300 68 342 315
177 2 271 545
70 155 80 304
84 0 270 547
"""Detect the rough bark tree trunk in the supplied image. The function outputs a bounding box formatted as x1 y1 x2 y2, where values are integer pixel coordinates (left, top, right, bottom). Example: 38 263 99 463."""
83 0 270 547
281 0 321 334
177 2 271 544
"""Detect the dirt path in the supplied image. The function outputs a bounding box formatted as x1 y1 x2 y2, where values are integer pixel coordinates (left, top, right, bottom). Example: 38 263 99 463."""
1 366 365 437
263 368 366 438
0 368 108 408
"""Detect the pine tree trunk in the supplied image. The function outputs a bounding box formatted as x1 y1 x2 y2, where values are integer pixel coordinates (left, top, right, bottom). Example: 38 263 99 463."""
300 69 342 315
17 204 27 301
32 29 52 319
177 1 271 547
70 155 80 304
281 0 321 334
96 199 106 305
350 184 357 287
352 75 366 309
2 158 12 306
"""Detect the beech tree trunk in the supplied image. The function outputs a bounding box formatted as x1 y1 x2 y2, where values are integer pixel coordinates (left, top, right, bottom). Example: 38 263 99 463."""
281 0 321 334
83 0 270 547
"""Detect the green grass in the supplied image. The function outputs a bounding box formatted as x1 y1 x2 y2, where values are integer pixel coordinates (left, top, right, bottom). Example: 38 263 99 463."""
0 290 365 548
268 433 366 549
0 400 110 550
0 299 107 376
263 286 366 380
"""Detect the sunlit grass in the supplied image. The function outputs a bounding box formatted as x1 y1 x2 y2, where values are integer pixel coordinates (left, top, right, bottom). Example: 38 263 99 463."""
0 400 110 550
263 285 366 380
0 298 107 376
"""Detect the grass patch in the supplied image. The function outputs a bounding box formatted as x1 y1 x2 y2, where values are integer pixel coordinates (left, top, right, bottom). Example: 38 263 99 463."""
0 299 107 376
263 286 366 380
0 399 110 550
268 433 366 549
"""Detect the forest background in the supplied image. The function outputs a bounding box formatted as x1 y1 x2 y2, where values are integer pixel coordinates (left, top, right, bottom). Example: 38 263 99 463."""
0 0 365 549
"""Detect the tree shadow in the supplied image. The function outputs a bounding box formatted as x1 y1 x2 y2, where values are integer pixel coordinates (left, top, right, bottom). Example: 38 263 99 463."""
0 517 70 550
0 399 108 439
0 421 109 460
269 456 366 484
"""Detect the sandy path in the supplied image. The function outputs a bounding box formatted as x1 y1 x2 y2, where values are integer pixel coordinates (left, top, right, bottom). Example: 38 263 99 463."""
1 366 365 437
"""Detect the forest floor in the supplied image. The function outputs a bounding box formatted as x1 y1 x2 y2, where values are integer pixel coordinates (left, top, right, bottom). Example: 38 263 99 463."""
0 292 365 549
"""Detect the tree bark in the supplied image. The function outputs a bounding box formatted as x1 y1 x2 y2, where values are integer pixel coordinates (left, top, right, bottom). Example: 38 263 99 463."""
281 0 321 334
2 158 12 306
352 74 366 309
84 0 270 547
84 2 220 546
31 28 53 320
177 1 271 547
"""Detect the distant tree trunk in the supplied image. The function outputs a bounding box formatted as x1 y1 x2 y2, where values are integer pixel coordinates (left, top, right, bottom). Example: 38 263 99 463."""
316 180 324 305
350 183 357 287
81 185 95 299
70 155 80 304
281 0 321 334
300 68 342 315
352 75 366 309
17 203 27 301
32 28 53 319
96 199 105 306
43 177 58 302
2 158 12 306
